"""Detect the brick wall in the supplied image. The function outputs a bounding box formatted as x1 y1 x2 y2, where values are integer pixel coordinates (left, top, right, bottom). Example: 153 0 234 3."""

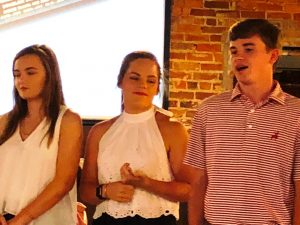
170 0 300 129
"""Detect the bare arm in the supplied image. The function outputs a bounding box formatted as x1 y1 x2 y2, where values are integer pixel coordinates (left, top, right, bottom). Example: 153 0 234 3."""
9 110 83 225
80 121 134 205
294 180 300 225
121 119 191 202
177 164 207 225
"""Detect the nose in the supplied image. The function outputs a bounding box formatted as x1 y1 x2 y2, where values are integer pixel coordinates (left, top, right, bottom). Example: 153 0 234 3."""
231 53 244 65
138 78 147 88
15 72 26 85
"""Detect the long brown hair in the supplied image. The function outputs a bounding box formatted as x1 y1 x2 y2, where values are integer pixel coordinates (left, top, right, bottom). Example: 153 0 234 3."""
0 44 65 146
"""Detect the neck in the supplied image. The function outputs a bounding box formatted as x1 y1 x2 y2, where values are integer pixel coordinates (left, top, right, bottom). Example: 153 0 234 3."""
124 104 153 114
238 80 274 104
26 99 45 119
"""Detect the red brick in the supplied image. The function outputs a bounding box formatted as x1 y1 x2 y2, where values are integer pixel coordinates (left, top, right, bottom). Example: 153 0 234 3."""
187 53 214 62
200 82 212 90
168 100 178 107
201 63 223 71
184 0 203 8
170 71 192 79
201 26 227 33
194 72 219 80
170 52 186 60
206 18 217 26
216 10 240 18
187 81 198 89
186 110 197 118
195 92 214 100
204 1 229 9
172 61 201 71
256 3 283 11
170 91 194 99
190 9 216 17
210 35 222 42
177 24 201 33
172 0 185 7
180 101 198 108
196 43 221 52
171 33 184 41
186 34 210 42
241 11 265 18
214 52 224 63
267 12 291 19
285 4 300 13
193 17 206 25
172 6 182 17
174 80 187 89
294 13 300 20
177 16 196 24
170 42 196 51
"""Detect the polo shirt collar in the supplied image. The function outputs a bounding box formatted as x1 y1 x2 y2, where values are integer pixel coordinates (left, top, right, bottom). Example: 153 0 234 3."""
230 81 286 105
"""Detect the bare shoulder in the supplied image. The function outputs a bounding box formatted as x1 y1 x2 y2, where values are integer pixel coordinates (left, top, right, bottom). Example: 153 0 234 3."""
61 109 82 125
155 111 187 135
87 116 119 141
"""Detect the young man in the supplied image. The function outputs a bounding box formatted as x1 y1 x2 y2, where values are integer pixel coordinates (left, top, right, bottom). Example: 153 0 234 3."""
179 19 300 225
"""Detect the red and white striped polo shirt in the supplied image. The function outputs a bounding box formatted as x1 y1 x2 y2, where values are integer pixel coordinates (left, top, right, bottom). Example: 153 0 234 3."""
184 82 300 225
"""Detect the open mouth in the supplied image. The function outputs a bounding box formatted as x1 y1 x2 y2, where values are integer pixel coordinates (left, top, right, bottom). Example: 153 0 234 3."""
236 65 248 72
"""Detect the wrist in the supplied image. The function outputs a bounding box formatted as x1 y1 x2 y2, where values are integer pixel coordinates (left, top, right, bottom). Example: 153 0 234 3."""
96 184 107 200
15 209 34 225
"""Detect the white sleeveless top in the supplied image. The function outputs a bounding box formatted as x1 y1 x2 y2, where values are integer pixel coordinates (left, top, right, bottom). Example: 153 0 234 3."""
94 106 179 220
0 106 77 225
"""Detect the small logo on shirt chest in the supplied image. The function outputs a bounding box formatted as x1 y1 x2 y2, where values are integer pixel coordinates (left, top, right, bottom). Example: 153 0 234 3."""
271 131 279 140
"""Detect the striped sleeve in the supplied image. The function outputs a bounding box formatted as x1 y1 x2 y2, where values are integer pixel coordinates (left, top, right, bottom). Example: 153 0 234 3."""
183 101 207 169
294 117 300 181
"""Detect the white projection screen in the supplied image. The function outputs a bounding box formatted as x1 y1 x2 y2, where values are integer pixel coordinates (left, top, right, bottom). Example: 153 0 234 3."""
0 0 170 120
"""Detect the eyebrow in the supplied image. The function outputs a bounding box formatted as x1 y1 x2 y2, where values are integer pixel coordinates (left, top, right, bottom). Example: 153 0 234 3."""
25 67 38 70
129 72 157 78
242 43 255 47
230 42 255 50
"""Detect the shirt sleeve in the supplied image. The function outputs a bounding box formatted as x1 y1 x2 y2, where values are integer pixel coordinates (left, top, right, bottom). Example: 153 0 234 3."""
294 118 300 181
183 101 207 169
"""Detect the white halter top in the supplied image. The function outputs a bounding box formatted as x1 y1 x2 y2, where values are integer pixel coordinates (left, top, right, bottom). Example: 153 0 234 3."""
94 106 179 219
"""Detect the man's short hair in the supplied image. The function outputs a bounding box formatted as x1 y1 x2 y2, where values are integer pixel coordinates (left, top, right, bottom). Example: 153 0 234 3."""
229 19 280 50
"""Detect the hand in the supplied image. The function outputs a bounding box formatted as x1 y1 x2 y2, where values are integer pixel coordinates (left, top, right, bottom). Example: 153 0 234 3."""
0 215 7 225
105 181 134 203
120 163 147 187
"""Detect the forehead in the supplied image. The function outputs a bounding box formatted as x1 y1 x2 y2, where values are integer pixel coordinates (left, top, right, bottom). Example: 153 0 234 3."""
15 54 43 68
128 58 158 74
229 35 266 48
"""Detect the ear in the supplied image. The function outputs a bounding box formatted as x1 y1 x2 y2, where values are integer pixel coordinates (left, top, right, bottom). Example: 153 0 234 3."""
269 48 279 65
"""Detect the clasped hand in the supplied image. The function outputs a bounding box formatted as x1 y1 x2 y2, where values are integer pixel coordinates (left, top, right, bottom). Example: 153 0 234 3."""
105 163 148 203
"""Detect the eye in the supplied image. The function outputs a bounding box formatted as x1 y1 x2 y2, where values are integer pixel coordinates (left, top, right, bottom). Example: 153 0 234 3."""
27 69 37 75
230 49 237 56
13 71 20 78
129 76 139 81
245 48 253 53
147 79 157 84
